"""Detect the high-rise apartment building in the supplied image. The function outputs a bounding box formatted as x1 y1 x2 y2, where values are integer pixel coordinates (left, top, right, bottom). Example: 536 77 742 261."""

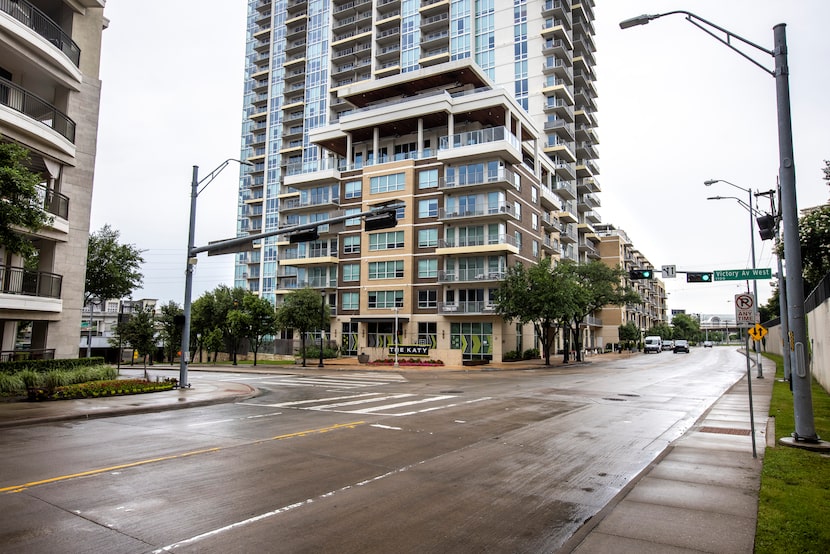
0 1 106 361
235 0 599 363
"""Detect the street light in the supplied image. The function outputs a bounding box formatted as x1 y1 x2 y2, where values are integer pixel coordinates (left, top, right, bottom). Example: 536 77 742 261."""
318 291 326 368
621 10 819 442
179 159 252 390
705 180 763 378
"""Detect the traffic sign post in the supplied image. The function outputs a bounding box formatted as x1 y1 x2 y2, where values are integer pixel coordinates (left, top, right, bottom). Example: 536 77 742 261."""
661 265 676 278
734 293 756 326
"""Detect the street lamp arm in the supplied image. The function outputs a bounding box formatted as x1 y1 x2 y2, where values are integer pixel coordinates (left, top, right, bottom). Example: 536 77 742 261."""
197 158 252 195
706 195 764 217
620 11 775 77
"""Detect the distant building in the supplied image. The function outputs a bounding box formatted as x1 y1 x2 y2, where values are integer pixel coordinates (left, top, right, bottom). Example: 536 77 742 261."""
79 298 158 354
595 223 667 347
0 1 107 362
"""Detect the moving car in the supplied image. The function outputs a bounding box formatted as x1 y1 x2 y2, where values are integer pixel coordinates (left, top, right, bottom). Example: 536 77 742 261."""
662 340 674 351
674 339 690 353
644 336 662 353
703 340 713 348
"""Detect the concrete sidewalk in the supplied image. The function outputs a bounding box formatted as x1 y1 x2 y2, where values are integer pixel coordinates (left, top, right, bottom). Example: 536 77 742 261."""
562 359 774 553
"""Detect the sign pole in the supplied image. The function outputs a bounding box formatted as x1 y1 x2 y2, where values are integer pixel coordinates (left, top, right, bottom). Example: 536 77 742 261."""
745 333 758 458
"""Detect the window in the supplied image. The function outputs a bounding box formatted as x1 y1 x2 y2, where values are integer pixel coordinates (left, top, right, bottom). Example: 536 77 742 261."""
343 235 360 254
532 213 538 230
418 289 437 308
532 240 539 258
531 186 538 204
344 180 362 199
342 263 360 282
418 169 438 189
418 259 438 278
368 290 403 308
417 321 437 345
418 228 438 248
370 172 405 194
344 207 361 226
418 198 438 218
341 292 359 310
514 230 522 249
369 260 404 279
369 231 404 251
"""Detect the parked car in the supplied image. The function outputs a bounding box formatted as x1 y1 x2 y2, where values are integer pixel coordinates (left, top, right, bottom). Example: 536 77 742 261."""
674 339 690 353
703 341 713 348
662 340 674 351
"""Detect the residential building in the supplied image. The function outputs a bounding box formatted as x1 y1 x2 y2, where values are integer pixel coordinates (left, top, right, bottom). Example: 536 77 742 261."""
234 0 600 361
0 0 106 361
595 223 668 347
79 298 157 356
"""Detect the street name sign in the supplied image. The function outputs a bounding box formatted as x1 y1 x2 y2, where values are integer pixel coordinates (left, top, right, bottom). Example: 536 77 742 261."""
714 268 773 281
735 293 756 326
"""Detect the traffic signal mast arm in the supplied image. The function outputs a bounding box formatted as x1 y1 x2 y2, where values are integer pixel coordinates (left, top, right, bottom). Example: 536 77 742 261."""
191 203 403 256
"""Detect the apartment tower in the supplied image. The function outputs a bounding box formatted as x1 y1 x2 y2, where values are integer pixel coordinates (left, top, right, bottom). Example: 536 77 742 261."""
0 1 106 360
235 0 599 363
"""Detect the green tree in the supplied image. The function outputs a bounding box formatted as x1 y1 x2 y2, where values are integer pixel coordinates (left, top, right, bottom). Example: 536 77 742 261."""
212 285 247 364
618 322 640 351
276 288 330 367
85 225 144 305
118 306 157 368
797 203 830 294
647 323 674 340
671 313 701 342
157 301 183 363
191 291 218 362
203 328 224 364
226 308 250 366
0 142 51 258
495 257 574 365
242 293 277 366
561 260 641 362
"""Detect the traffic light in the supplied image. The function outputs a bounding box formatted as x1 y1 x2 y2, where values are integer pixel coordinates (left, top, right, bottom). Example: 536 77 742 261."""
686 272 713 283
629 269 654 280
756 214 776 241
364 210 397 231
288 228 319 243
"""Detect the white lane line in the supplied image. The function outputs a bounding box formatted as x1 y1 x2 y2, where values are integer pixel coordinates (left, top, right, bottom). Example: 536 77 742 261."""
307 394 414 410
187 411 283 426
371 424 403 430
394 396 492 416
152 458 428 553
346 395 456 414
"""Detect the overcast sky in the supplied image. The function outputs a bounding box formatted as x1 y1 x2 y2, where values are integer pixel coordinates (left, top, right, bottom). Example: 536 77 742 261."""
92 1 829 319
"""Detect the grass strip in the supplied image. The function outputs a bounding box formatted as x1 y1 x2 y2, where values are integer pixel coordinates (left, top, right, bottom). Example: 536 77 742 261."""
755 353 830 553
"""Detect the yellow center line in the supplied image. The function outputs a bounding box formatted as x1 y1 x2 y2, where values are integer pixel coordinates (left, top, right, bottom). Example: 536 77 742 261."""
2 421 365 494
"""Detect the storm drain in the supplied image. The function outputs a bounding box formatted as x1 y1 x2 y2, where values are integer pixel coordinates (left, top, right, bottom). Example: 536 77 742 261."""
699 426 751 436
603 397 626 402
440 390 464 394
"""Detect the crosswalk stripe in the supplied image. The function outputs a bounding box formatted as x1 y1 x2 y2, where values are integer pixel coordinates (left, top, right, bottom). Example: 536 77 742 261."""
347 395 457 414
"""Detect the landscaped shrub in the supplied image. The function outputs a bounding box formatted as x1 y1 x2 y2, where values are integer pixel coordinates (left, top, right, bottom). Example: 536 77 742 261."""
48 379 176 400
0 357 106 375
297 346 339 360
522 348 540 360
502 350 522 362
0 373 25 395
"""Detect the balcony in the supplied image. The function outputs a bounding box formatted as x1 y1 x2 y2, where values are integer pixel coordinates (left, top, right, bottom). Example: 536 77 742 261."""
1 0 81 66
438 301 498 315
0 77 76 143
0 265 62 299
437 234 518 256
280 196 340 211
438 126 522 165
437 267 506 284
439 202 518 223
439 167 518 192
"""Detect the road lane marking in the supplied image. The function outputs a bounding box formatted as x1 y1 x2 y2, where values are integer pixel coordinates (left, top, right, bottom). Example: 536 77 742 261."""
347 395 456 414
151 456 429 553
1 421 364 494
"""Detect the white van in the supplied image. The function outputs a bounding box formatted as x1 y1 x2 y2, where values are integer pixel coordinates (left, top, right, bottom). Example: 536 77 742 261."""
644 336 662 353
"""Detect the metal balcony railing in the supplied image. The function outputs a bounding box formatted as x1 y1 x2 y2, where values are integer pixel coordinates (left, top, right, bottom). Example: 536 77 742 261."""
0 265 62 299
0 77 76 143
36 185 69 219
0 0 80 66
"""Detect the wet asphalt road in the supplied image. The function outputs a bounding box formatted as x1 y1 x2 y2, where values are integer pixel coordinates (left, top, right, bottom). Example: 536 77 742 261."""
0 348 747 553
